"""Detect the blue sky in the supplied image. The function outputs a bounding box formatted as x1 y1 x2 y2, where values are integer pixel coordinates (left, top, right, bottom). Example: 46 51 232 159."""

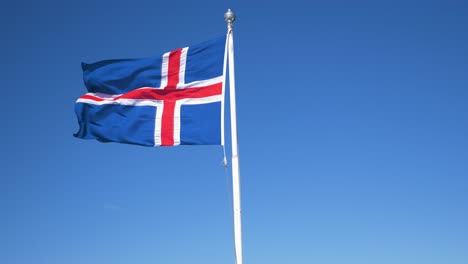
1 0 467 264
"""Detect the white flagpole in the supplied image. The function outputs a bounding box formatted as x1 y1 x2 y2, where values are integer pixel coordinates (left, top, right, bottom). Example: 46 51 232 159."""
225 9 243 264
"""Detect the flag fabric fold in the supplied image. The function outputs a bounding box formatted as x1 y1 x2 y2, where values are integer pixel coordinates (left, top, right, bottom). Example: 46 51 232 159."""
74 36 226 147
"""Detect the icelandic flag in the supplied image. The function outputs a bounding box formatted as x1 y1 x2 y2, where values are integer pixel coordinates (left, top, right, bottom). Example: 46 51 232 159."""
74 36 226 147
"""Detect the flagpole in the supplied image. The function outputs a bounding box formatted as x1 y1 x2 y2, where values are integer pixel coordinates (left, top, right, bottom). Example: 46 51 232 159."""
225 9 243 264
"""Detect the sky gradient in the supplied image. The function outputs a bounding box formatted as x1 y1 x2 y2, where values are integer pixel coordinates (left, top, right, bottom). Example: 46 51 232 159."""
1 1 467 263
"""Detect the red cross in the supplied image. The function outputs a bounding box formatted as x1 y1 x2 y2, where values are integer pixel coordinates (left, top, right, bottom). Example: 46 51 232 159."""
79 49 222 146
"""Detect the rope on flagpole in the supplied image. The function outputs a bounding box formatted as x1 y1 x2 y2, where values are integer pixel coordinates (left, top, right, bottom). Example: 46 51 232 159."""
221 23 230 169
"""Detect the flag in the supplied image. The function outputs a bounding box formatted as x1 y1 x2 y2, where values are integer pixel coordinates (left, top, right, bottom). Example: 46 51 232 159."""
74 36 226 147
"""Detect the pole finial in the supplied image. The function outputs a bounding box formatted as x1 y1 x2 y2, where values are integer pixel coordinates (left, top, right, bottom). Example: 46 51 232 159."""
224 9 236 26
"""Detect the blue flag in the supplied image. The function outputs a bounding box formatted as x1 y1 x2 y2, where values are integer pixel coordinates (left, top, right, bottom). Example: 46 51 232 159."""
75 36 226 147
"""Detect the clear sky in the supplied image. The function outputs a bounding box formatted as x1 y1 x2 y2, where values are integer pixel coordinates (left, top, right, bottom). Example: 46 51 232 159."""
1 0 467 264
